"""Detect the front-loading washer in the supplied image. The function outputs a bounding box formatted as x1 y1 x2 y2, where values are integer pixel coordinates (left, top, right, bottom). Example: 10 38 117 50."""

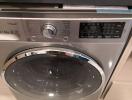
0 10 131 100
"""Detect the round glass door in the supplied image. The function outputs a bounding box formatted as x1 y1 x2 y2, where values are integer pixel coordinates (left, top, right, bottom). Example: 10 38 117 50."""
3 47 105 100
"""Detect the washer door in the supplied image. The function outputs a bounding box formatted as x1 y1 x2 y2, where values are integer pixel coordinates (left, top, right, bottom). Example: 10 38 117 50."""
3 47 105 100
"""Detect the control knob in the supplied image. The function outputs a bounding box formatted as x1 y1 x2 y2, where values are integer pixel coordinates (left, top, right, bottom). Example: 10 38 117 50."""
42 24 56 39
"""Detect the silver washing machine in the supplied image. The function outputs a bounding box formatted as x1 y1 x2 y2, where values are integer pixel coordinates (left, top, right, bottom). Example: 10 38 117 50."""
0 9 131 100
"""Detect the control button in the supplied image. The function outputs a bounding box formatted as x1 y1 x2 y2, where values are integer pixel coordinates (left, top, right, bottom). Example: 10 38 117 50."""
42 24 56 39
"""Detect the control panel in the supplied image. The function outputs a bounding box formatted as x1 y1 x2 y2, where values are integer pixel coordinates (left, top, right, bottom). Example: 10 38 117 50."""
79 22 125 38
0 19 127 42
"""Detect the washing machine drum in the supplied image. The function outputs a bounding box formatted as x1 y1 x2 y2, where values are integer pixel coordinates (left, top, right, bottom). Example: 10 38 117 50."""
3 47 105 100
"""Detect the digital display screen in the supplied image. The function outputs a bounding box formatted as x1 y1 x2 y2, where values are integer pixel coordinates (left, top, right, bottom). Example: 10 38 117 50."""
79 22 125 38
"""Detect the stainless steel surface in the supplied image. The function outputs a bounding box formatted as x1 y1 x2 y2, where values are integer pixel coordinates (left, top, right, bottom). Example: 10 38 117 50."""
0 17 131 42
0 11 131 100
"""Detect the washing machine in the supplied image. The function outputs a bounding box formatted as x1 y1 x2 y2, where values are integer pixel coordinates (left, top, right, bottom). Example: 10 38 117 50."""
0 7 131 100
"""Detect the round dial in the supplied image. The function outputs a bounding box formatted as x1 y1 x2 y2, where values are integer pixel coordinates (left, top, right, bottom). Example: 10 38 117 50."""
42 24 56 39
